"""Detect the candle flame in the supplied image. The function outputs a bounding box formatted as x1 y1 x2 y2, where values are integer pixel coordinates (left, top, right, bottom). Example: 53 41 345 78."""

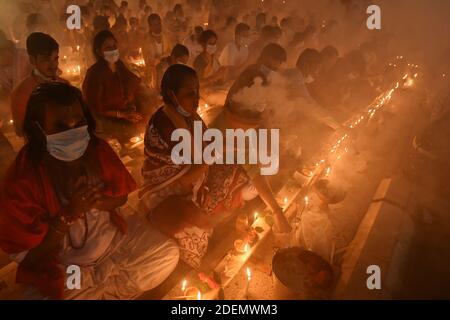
244 243 249 253
197 290 201 300
405 78 414 87
181 279 187 292
246 267 252 280
254 212 258 220
304 196 309 205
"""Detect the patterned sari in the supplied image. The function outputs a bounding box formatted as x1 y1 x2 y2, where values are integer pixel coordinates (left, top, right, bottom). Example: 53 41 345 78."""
139 106 249 269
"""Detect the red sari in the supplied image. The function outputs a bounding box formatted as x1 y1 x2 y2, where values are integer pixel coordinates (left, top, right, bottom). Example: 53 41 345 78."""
0 139 136 299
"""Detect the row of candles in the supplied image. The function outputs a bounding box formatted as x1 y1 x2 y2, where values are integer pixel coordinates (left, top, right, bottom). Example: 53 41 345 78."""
313 64 420 177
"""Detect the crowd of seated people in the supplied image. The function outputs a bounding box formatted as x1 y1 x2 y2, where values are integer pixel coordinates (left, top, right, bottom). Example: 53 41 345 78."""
0 0 440 300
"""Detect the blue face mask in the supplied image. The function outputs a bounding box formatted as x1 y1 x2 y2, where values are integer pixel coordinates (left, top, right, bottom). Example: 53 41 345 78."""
171 93 192 117
38 124 91 162
176 104 192 117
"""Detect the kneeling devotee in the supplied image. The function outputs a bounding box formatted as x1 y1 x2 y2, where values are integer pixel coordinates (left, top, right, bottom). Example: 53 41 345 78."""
0 82 179 300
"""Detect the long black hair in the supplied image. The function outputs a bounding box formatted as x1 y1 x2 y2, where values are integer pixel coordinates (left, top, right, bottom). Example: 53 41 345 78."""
22 82 97 163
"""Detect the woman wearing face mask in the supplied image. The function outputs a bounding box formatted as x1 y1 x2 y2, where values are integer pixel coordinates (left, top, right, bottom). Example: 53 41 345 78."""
82 30 145 143
139 64 250 269
0 82 180 299
193 30 225 88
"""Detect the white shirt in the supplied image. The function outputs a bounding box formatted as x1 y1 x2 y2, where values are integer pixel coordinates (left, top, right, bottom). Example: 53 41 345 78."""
9 209 118 266
219 41 249 67
183 35 203 66
59 209 118 266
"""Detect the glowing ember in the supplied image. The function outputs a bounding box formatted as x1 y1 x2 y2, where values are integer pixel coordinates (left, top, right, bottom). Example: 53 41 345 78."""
246 267 252 281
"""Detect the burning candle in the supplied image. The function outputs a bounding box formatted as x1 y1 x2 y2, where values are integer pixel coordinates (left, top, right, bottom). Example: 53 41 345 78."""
197 291 202 300
9 119 13 124
185 287 200 300
245 267 252 299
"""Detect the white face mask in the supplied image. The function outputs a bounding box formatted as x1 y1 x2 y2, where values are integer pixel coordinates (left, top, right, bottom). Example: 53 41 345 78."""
206 44 217 55
40 124 91 162
304 74 315 84
103 49 120 63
